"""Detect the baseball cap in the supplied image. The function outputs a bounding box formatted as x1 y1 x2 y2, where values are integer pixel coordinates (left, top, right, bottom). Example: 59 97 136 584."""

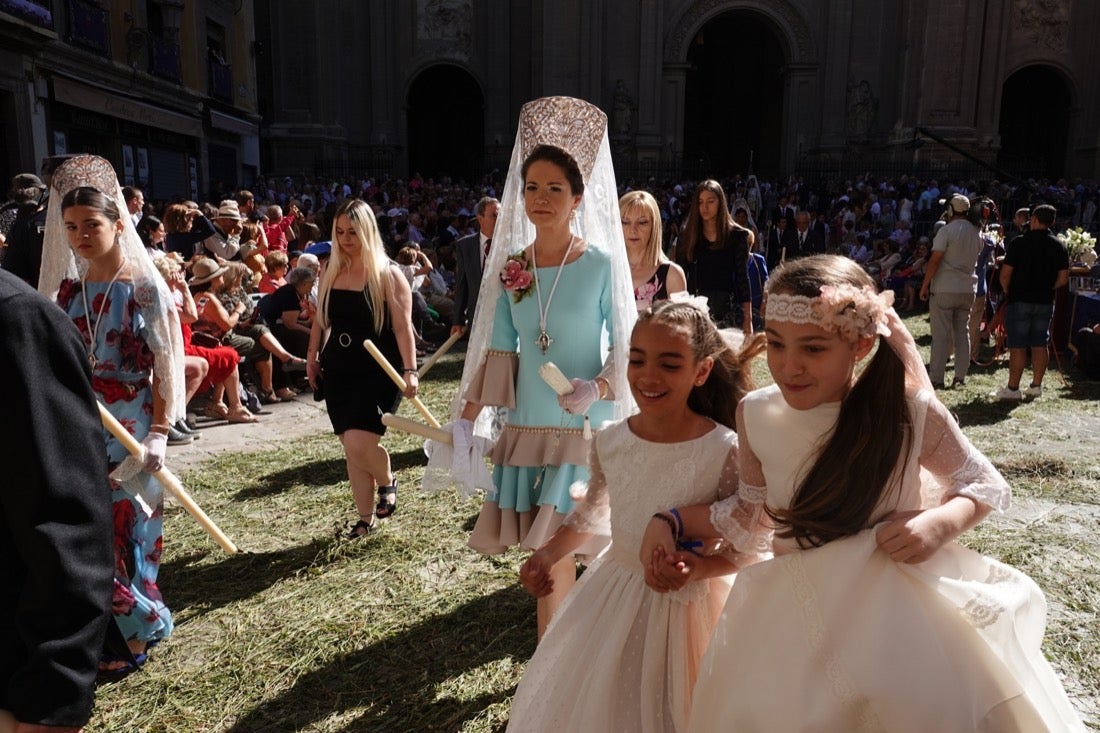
946 194 970 214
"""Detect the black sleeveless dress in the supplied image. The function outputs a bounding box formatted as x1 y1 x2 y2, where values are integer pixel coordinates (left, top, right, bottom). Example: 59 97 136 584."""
319 288 402 435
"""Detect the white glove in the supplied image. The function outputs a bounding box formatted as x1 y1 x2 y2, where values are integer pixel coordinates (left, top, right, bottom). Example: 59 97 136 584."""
142 432 168 474
557 378 601 414
450 418 475 478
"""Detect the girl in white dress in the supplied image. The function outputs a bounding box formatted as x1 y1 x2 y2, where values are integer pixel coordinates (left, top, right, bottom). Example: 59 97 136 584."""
641 255 1085 732
507 300 766 733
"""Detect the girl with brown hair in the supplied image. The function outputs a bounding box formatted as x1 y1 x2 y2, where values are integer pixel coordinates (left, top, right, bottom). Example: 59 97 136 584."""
641 255 1084 731
673 179 753 331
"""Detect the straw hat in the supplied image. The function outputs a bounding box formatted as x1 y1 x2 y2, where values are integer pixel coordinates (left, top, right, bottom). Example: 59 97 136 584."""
188 257 229 285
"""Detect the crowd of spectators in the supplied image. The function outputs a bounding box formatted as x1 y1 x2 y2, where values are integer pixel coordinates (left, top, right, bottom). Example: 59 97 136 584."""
2 167 1097 447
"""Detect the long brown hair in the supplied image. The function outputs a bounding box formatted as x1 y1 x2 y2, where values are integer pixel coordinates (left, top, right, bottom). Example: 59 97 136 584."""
636 300 765 429
680 179 733 263
765 255 911 547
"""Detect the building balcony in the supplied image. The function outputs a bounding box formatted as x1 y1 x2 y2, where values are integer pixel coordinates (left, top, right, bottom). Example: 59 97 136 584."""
209 58 232 103
0 0 53 29
148 35 180 83
67 0 108 55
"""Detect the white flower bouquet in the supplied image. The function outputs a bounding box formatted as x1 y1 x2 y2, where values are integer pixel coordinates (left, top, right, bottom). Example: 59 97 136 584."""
1058 227 1098 263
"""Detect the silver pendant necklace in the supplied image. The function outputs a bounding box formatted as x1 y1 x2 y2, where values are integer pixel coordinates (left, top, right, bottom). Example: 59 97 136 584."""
80 256 127 369
530 234 576 355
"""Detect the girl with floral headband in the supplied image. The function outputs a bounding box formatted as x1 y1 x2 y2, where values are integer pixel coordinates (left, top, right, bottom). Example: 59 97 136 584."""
640 255 1084 731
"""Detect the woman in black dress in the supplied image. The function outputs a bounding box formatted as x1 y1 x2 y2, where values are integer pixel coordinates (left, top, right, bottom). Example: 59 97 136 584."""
306 199 418 538
673 179 753 331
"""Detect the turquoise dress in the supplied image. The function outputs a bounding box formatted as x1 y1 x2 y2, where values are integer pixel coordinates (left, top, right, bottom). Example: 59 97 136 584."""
467 247 615 555
57 277 173 645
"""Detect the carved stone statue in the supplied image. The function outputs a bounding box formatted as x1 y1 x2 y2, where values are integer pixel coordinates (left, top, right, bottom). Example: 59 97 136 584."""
612 80 634 137
846 79 878 144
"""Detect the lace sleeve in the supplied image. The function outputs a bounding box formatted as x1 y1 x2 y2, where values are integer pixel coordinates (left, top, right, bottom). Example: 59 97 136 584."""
563 437 610 536
920 394 1011 512
710 407 773 556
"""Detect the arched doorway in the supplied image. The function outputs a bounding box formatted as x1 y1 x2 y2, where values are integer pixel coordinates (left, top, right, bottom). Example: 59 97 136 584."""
997 66 1071 179
683 10 786 178
406 65 484 182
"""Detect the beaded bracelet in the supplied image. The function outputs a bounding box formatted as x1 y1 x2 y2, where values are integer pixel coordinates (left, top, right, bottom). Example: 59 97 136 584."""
651 512 679 540
403 368 419 374
668 507 685 539
148 423 171 435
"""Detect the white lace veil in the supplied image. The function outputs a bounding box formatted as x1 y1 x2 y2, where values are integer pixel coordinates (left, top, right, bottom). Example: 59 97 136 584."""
454 96 637 436
38 155 187 423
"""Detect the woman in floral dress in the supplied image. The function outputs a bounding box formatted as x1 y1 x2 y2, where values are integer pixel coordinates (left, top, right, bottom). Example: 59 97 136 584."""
40 155 186 675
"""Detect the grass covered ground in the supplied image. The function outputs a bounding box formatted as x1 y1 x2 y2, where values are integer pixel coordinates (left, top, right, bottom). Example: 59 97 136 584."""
89 313 1100 732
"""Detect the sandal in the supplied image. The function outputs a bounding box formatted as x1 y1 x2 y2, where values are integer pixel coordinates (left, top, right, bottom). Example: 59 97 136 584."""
260 390 282 405
346 518 376 539
283 356 307 373
227 406 258 424
375 477 398 519
97 650 148 682
203 403 229 420
275 387 298 400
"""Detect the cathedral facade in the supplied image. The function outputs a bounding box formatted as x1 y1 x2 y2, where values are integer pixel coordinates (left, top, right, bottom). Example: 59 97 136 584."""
256 0 1099 184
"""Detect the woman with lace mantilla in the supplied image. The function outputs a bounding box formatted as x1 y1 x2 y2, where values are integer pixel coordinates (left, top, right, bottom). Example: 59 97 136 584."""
443 97 636 639
39 155 186 678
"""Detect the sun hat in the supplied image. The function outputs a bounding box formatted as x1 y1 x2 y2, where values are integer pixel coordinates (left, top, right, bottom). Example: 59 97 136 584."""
188 257 229 285
215 200 243 221
11 173 46 190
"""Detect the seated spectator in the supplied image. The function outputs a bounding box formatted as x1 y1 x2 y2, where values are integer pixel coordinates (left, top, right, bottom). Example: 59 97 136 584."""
259 250 289 294
136 215 168 259
189 258 305 404
154 253 255 425
262 202 300 251
395 245 440 349
258 266 315 371
164 202 217 259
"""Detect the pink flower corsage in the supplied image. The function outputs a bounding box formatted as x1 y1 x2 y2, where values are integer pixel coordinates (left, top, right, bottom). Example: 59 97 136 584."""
500 253 535 303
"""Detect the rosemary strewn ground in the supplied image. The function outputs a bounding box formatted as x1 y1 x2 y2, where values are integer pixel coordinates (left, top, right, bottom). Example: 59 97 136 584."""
89 313 1100 732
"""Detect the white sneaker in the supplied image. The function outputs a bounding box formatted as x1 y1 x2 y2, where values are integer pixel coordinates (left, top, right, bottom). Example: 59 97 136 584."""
1023 384 1043 398
992 386 1022 401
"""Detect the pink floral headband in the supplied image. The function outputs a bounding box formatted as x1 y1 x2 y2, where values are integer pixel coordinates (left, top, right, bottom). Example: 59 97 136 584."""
764 285 894 342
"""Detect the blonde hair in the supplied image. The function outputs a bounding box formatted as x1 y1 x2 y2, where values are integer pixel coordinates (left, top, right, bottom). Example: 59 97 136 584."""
264 250 289 271
619 191 665 268
220 261 249 291
318 199 391 332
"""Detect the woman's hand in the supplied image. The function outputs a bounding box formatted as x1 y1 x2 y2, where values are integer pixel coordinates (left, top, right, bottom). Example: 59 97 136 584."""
402 370 418 398
306 359 321 390
519 549 557 598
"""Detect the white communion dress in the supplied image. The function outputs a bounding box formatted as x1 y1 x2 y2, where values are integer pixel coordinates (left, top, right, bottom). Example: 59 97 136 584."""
507 419 744 733
689 384 1085 732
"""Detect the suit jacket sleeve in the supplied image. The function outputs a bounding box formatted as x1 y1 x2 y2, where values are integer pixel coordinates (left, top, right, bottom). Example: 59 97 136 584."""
453 236 471 326
0 273 113 727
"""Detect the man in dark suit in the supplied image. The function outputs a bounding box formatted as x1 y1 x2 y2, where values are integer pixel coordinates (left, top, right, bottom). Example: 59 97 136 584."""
451 196 500 337
0 269 114 731
778 210 813 263
766 216 789 270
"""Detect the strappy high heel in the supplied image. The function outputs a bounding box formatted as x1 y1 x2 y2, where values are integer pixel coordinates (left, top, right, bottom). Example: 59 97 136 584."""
375 477 398 519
